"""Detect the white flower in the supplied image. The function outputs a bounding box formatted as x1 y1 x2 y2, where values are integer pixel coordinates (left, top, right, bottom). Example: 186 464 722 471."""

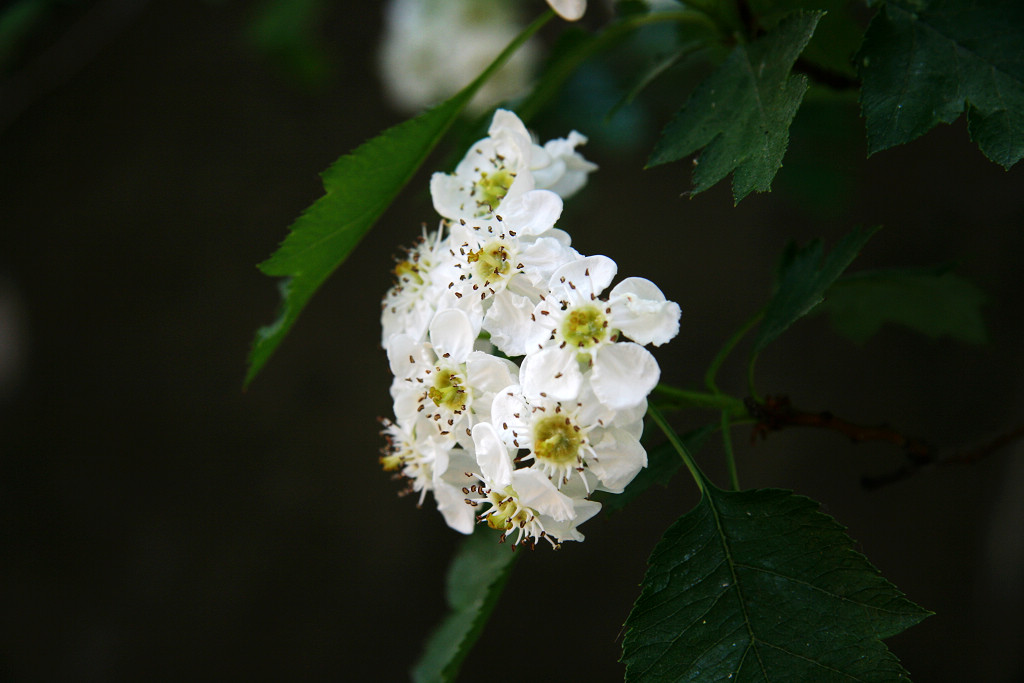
380 224 459 345
388 308 518 444
379 416 478 534
378 0 540 114
465 463 601 549
531 131 598 199
546 0 587 21
431 110 536 222
487 382 647 493
519 255 681 410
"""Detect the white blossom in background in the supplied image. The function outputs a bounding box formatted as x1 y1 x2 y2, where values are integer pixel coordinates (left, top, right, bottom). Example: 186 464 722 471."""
546 0 587 21
380 109 678 547
378 0 540 115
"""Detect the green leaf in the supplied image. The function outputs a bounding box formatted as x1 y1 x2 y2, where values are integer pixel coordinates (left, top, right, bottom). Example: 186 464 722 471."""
621 485 931 681
411 528 517 683
753 225 878 355
648 10 824 203
858 0 1024 168
604 424 716 515
820 265 988 344
750 0 866 78
245 12 552 386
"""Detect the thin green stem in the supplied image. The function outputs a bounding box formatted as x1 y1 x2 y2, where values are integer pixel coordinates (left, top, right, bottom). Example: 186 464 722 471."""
652 384 746 416
704 309 764 395
647 403 706 495
746 352 761 403
517 10 718 123
721 412 740 491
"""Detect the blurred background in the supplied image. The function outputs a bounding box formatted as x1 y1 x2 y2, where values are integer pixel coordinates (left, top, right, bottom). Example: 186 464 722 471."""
1 1 1023 680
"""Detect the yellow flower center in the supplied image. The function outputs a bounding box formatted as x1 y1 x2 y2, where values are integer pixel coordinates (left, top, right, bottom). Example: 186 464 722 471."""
561 305 607 349
532 415 582 466
485 487 531 531
393 259 424 286
466 240 512 283
474 167 514 214
427 369 465 410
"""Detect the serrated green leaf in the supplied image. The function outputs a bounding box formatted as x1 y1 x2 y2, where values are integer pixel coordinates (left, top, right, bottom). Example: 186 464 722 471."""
858 0 1024 168
245 12 552 387
648 10 823 202
821 265 988 344
604 424 716 515
621 485 931 681
750 0 866 78
411 528 517 683
753 225 878 355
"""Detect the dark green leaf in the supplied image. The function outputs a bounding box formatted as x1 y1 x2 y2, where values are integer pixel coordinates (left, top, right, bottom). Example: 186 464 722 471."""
604 424 716 514
821 265 988 343
245 13 551 386
750 0 866 78
648 11 823 202
411 528 517 683
621 485 931 681
753 225 878 355
858 0 1024 168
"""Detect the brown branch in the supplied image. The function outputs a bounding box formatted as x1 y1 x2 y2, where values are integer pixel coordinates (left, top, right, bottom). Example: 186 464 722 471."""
745 395 1024 490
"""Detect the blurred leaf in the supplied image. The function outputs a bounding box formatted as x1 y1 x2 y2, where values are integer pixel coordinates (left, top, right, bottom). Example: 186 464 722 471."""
246 12 551 386
604 424 716 514
246 0 332 88
753 225 878 355
821 265 988 343
648 11 823 202
411 528 517 683
621 485 931 681
858 0 1024 168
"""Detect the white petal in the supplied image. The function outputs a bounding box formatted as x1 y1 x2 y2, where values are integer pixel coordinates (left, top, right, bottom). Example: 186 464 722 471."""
433 478 476 534
498 189 563 236
386 333 424 378
512 468 575 522
484 291 537 357
591 343 660 410
518 236 580 289
465 352 518 422
472 422 513 489
429 308 476 363
587 428 647 493
520 347 582 402
546 0 586 21
609 277 681 346
489 385 531 448
549 254 617 303
541 498 601 543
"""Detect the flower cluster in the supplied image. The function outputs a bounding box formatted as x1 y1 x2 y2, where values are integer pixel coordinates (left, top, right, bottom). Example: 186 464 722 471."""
380 110 680 548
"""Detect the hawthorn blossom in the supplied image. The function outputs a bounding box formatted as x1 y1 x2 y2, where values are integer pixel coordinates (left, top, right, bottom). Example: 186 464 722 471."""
431 110 536 222
378 0 540 114
464 459 601 548
484 381 647 493
531 131 598 199
519 255 681 410
379 416 479 533
381 224 459 345
388 309 518 445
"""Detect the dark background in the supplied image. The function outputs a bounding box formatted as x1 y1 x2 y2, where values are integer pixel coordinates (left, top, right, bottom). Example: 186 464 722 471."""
2 1 1023 681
